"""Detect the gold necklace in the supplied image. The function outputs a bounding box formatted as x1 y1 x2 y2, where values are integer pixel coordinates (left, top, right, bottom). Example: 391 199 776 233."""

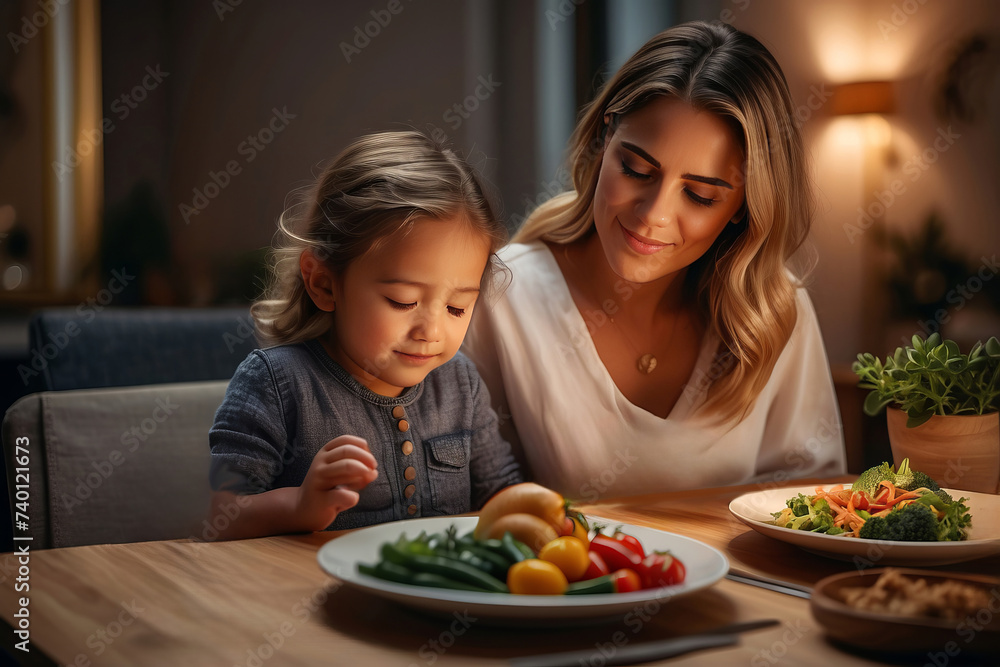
559 243 683 375
609 308 682 374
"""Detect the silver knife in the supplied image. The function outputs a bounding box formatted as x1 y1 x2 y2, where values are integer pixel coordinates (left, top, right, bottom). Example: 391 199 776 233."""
724 570 813 599
509 619 779 667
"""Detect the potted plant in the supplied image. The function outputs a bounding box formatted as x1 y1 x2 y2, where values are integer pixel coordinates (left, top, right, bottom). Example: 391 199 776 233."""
853 333 1000 493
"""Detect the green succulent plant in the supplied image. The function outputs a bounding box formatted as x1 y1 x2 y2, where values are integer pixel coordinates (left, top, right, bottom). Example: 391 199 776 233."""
852 333 1000 427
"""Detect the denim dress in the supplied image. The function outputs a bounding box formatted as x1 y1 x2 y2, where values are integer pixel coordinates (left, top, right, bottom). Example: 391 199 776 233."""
209 340 522 529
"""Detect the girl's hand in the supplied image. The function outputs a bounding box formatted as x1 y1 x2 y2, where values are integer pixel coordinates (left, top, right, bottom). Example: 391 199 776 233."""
296 435 379 532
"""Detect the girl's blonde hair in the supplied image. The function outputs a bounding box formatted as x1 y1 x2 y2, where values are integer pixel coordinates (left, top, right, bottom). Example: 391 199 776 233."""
253 130 506 347
515 21 812 422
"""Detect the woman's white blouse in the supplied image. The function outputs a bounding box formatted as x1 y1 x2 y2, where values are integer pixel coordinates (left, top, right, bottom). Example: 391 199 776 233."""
462 242 847 501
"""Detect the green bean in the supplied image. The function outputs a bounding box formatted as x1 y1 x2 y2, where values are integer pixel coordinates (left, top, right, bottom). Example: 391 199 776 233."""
381 543 509 593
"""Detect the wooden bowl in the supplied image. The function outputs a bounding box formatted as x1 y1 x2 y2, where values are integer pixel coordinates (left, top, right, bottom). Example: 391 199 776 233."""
810 568 1000 655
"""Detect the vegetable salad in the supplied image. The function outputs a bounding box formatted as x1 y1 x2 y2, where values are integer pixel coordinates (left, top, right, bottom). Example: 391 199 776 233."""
771 459 972 541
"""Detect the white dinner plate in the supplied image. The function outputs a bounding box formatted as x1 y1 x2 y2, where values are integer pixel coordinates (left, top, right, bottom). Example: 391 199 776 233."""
729 485 1000 566
317 515 728 622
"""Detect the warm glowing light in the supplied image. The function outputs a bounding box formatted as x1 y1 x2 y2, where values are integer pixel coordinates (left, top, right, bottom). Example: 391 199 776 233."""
821 117 867 154
807 4 917 82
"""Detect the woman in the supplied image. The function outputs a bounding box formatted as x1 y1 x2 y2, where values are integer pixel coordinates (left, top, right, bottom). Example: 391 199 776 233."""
463 21 846 500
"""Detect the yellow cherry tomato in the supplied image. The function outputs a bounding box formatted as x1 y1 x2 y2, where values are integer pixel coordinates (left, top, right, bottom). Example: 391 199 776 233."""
537 536 590 581
507 559 568 595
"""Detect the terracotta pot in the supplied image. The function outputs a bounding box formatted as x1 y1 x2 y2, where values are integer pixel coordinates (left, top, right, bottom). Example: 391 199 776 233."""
886 408 1000 494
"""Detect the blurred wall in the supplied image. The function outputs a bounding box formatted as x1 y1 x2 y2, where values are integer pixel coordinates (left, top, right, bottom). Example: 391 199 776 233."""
97 0 999 361
728 0 1000 363
101 0 538 304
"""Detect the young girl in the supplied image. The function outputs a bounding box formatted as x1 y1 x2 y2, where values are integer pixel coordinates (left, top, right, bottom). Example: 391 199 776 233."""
463 21 847 498
209 130 522 538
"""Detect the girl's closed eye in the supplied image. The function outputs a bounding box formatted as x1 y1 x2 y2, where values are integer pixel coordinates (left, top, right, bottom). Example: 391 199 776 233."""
447 305 466 318
386 298 416 311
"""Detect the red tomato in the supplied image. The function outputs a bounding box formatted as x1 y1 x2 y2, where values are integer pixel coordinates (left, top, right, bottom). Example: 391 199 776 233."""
853 492 870 511
582 551 610 580
612 530 645 559
610 568 642 593
636 552 687 589
560 516 575 536
590 534 642 571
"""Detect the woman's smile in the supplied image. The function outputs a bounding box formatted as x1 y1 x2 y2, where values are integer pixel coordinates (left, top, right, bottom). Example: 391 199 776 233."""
619 221 672 255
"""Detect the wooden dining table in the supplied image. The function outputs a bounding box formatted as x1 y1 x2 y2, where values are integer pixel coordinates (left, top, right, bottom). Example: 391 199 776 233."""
2 475 998 666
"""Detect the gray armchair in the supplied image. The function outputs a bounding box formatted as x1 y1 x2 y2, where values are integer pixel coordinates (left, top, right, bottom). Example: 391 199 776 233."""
2 380 227 549
26 307 257 391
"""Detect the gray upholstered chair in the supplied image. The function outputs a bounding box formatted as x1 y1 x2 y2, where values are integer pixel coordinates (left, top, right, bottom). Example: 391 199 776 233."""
25 307 256 391
2 380 228 549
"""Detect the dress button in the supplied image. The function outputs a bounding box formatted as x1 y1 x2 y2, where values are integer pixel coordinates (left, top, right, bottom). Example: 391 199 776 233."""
407 504 417 515
401 440 413 455
404 484 416 499
404 466 416 481
392 405 405 419
398 419 409 432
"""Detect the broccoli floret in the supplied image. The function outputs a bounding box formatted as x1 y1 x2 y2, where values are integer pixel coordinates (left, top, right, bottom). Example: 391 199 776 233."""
890 461 955 504
901 471 954 504
882 504 939 541
891 458 915 492
934 488 955 504
858 515 887 539
852 461 897 496
858 493 973 542
906 471 939 492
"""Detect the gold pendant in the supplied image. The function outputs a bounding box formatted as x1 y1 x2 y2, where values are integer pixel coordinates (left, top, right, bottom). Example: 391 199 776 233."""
637 353 657 374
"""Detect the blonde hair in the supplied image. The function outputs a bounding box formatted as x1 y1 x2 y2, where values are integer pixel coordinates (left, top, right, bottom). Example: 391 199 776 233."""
515 21 811 422
253 130 506 347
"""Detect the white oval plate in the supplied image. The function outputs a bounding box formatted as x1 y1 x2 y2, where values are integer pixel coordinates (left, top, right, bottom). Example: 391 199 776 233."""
729 485 1000 566
317 516 728 622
